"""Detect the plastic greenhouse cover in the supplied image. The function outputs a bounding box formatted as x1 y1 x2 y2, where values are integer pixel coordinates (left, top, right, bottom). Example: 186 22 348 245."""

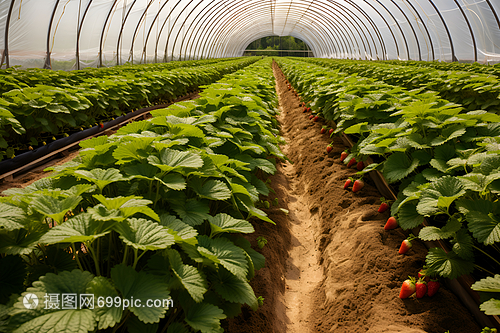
1 0 499 69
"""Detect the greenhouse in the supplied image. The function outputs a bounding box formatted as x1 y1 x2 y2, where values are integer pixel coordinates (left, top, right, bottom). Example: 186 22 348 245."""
1 1 500 333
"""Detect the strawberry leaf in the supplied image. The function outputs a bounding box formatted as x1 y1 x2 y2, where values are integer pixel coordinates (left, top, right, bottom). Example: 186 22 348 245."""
191 179 231 200
397 201 424 230
31 194 82 224
0 203 26 231
452 228 474 260
416 176 465 216
173 199 211 226
40 213 112 244
419 217 462 241
471 274 500 292
114 218 175 251
74 168 125 192
210 268 258 310
167 249 207 302
208 213 254 237
382 152 420 183
197 236 248 279
86 276 122 330
184 303 226 333
479 298 500 316
460 199 500 245
425 247 474 279
111 264 170 324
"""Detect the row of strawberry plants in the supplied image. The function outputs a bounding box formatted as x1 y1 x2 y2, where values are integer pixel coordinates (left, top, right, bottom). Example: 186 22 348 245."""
0 58 285 332
378 59 500 77
0 57 260 161
0 58 238 95
292 57 500 114
277 57 500 317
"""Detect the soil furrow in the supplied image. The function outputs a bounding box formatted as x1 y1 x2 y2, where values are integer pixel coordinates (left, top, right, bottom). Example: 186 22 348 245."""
227 61 482 333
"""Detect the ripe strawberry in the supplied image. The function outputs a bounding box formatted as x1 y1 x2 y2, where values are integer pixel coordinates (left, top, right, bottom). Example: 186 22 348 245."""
415 278 427 298
352 179 364 193
328 128 334 135
303 107 308 113
384 216 397 230
427 280 440 297
313 116 319 122
399 277 416 299
99 123 104 129
309 115 314 120
340 151 349 162
347 158 357 168
378 203 390 213
356 161 364 171
398 234 416 255
307 107 311 112
321 127 327 134
344 178 352 190
326 145 333 154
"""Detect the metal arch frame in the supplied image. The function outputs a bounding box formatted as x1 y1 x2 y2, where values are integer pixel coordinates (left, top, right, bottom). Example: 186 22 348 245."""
361 0 401 59
179 0 225 61
171 0 207 62
75 0 94 70
163 0 195 62
116 0 137 65
388 0 422 61
44 0 60 69
218 7 337 57
345 0 388 60
372 0 410 60
183 0 234 61
326 0 377 60
206 2 355 59
2 0 15 68
402 0 435 61
426 0 456 61
98 0 118 67
485 0 500 30
202 2 352 60
211 3 345 58
127 0 155 64
139 0 170 63
452 0 477 62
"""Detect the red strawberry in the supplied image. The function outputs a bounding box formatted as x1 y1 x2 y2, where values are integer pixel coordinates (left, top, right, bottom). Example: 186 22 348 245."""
384 216 397 230
378 202 390 213
99 123 104 128
427 280 440 297
321 127 327 134
307 107 311 112
415 278 427 298
340 151 349 162
328 128 334 135
344 178 352 190
303 107 308 113
347 158 357 168
309 115 314 120
356 161 364 171
352 179 364 193
398 234 416 254
326 145 333 154
313 116 319 122
399 277 416 299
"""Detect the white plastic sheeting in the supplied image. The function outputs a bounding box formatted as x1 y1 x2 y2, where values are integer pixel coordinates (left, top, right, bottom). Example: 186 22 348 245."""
1 0 500 69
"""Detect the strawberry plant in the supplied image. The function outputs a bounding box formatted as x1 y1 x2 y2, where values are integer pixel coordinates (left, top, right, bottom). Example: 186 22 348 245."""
0 58 283 332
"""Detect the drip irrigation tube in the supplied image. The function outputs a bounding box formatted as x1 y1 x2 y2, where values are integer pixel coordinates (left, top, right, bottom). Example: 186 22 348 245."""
0 91 199 179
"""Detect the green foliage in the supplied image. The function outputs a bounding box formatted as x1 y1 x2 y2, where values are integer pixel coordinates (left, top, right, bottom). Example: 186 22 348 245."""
0 59 282 332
